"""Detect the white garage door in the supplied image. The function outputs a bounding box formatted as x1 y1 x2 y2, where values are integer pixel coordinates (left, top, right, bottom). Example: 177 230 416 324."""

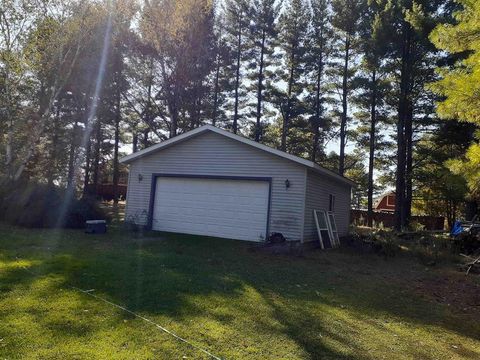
152 177 270 241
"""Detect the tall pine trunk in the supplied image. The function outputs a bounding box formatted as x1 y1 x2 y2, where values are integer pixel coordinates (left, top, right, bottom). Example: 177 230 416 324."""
160 58 178 139
47 103 61 187
281 48 296 152
132 131 138 153
233 19 242 134
192 79 203 129
312 47 324 162
255 28 266 142
142 129 149 149
212 52 221 126
3 62 13 182
113 86 121 204
92 122 102 191
169 107 178 138
395 17 413 231
67 120 78 190
367 70 377 227
83 137 92 196
404 103 414 224
339 34 350 175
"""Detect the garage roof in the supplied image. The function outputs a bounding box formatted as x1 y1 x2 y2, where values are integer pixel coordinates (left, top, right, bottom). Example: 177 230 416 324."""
120 125 354 186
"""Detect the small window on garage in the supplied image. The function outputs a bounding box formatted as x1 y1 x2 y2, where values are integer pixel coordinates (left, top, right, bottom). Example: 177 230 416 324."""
329 194 335 212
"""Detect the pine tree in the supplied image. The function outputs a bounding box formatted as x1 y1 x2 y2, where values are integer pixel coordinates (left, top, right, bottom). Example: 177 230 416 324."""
246 0 280 141
274 0 310 153
331 0 365 175
122 41 165 151
209 16 231 127
110 0 136 203
392 0 449 230
355 0 394 226
141 0 216 137
306 0 334 162
222 0 250 134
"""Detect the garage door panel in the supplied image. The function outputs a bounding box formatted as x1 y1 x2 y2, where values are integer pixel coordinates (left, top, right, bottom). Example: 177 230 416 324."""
157 208 267 222
157 203 268 215
159 191 266 204
158 193 259 202
152 177 270 241
155 219 265 234
159 195 263 207
156 211 260 223
152 222 266 240
155 210 267 227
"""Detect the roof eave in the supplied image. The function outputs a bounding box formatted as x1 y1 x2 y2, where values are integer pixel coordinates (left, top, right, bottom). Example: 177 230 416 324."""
119 124 355 187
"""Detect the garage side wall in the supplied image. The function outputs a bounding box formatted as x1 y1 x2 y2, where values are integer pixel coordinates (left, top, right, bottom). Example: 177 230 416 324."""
303 170 352 241
125 131 306 241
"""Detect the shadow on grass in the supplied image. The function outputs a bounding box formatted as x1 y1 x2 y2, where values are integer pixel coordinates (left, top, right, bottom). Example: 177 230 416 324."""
1 225 479 359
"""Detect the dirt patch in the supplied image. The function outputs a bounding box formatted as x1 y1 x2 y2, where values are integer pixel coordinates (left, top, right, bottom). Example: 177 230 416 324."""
411 270 480 318
248 241 305 256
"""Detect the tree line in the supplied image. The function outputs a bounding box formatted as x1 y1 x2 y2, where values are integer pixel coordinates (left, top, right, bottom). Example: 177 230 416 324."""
1 0 478 230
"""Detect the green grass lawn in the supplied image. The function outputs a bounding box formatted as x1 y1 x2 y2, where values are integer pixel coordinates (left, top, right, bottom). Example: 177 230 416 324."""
1 223 479 359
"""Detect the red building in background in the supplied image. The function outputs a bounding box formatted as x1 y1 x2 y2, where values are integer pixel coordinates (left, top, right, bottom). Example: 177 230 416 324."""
351 191 445 230
374 191 396 212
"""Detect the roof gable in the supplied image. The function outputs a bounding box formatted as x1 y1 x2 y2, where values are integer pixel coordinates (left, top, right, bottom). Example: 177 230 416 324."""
120 125 354 186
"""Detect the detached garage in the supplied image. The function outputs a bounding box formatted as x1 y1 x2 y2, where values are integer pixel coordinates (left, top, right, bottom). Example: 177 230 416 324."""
120 125 354 243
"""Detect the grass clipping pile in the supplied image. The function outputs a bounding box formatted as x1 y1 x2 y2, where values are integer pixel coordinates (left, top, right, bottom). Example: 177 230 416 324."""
348 228 480 274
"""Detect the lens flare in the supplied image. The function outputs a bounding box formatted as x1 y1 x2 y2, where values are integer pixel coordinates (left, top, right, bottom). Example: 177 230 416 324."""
56 7 113 229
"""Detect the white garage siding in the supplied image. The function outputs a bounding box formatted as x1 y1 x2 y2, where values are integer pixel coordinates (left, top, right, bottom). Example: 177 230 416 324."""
303 169 352 241
125 131 307 241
